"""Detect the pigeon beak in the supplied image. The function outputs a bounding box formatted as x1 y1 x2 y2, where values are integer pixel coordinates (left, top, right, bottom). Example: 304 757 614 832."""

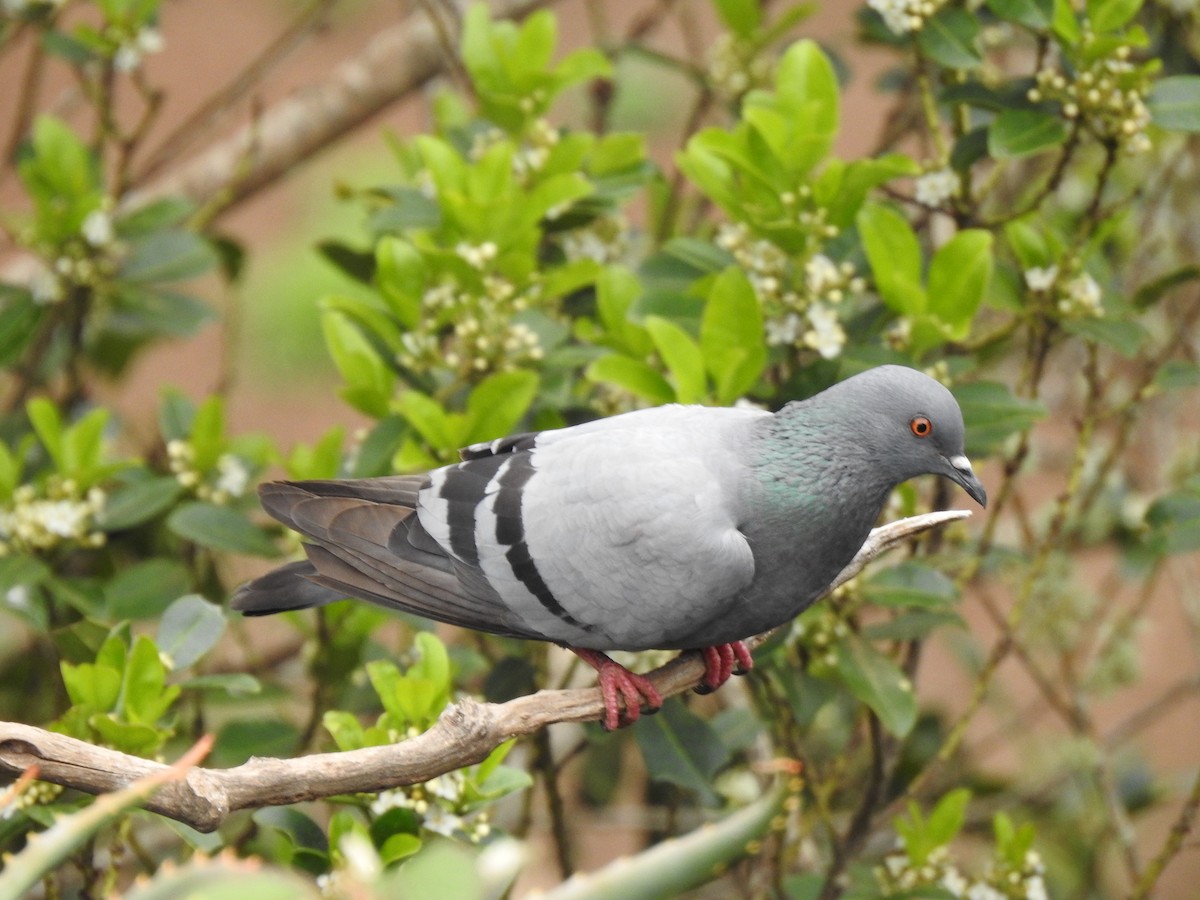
944 454 987 508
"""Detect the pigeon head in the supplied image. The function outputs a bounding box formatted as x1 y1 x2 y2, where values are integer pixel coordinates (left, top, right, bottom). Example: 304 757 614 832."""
801 365 987 508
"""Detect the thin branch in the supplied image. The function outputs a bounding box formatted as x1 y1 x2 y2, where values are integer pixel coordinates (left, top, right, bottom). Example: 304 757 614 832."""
0 510 970 834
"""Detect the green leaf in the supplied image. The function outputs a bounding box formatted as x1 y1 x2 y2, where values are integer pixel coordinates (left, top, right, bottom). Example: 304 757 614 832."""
926 229 993 339
986 0 1054 29
374 237 425 328
26 398 65 471
89 715 163 756
927 788 972 846
701 268 766 404
178 672 262 697
96 475 185 531
595 265 653 357
953 381 1046 457
1086 0 1142 32
713 0 761 36
862 609 964 641
61 661 122 712
1148 77 1200 133
119 231 218 283
917 7 983 69
0 290 41 366
63 407 109 480
832 632 917 737
988 108 1068 158
863 562 959 609
857 203 925 316
106 559 191 620
585 354 675 404
394 390 459 453
167 502 281 557
1053 0 1082 43
157 594 226 670
1132 265 1200 309
1145 491 1200 555
121 634 180 725
188 395 225 473
634 698 730 806
1154 360 1200 392
464 370 538 445
321 311 394 418
645 316 707 404
1062 317 1149 358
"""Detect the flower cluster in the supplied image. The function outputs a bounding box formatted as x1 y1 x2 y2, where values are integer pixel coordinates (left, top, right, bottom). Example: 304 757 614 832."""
113 25 164 72
1028 40 1153 155
1023 265 1104 318
0 780 63 819
469 117 560 181
560 213 631 265
370 770 492 842
868 0 949 35
877 842 1049 899
166 441 252 505
0 480 106 556
915 168 960 207
707 32 775 100
790 605 851 677
717 221 862 361
400 266 545 378
27 206 120 306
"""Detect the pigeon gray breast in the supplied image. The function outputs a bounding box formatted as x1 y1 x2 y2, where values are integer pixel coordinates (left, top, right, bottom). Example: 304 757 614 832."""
232 364 986 729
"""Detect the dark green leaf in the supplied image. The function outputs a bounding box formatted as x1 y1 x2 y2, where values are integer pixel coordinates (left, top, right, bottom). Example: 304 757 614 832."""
178 673 262 697
1154 360 1200 392
862 609 965 641
316 241 375 284
833 632 917 737
0 290 41 366
105 288 216 339
212 720 301 768
635 698 729 806
1145 492 1200 555
864 561 959 609
1063 317 1149 358
105 559 191 620
986 0 1054 29
1133 265 1200 309
167 502 281 557
953 381 1046 456
950 127 990 172
96 475 184 531
917 7 983 69
988 109 1068 158
157 594 226 670
1148 77 1200 133
119 231 218 283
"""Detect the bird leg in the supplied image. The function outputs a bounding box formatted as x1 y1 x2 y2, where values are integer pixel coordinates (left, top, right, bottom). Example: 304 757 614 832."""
695 641 754 694
571 647 663 731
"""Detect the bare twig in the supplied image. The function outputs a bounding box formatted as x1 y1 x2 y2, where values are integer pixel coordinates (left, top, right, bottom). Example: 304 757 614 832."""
0 510 969 833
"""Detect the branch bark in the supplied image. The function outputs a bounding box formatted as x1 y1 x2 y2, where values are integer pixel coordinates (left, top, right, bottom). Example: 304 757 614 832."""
0 510 971 833
123 0 555 218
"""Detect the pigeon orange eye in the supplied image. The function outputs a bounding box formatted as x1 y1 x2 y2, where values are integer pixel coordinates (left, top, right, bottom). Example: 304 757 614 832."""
910 416 932 437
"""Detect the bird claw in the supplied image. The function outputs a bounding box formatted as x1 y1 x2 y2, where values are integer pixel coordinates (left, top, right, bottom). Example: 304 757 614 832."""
572 647 663 730
696 641 754 694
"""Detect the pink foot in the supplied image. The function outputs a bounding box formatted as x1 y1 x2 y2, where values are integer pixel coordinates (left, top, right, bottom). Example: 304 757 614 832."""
571 647 663 730
696 641 754 693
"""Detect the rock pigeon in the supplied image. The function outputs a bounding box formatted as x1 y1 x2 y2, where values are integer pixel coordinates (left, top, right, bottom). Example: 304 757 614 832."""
232 365 986 729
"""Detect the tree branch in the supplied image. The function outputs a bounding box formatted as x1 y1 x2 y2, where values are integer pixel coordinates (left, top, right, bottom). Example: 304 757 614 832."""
0 510 971 833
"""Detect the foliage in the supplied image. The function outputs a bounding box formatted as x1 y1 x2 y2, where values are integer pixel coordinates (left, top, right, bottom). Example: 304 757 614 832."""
3 0 1200 896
